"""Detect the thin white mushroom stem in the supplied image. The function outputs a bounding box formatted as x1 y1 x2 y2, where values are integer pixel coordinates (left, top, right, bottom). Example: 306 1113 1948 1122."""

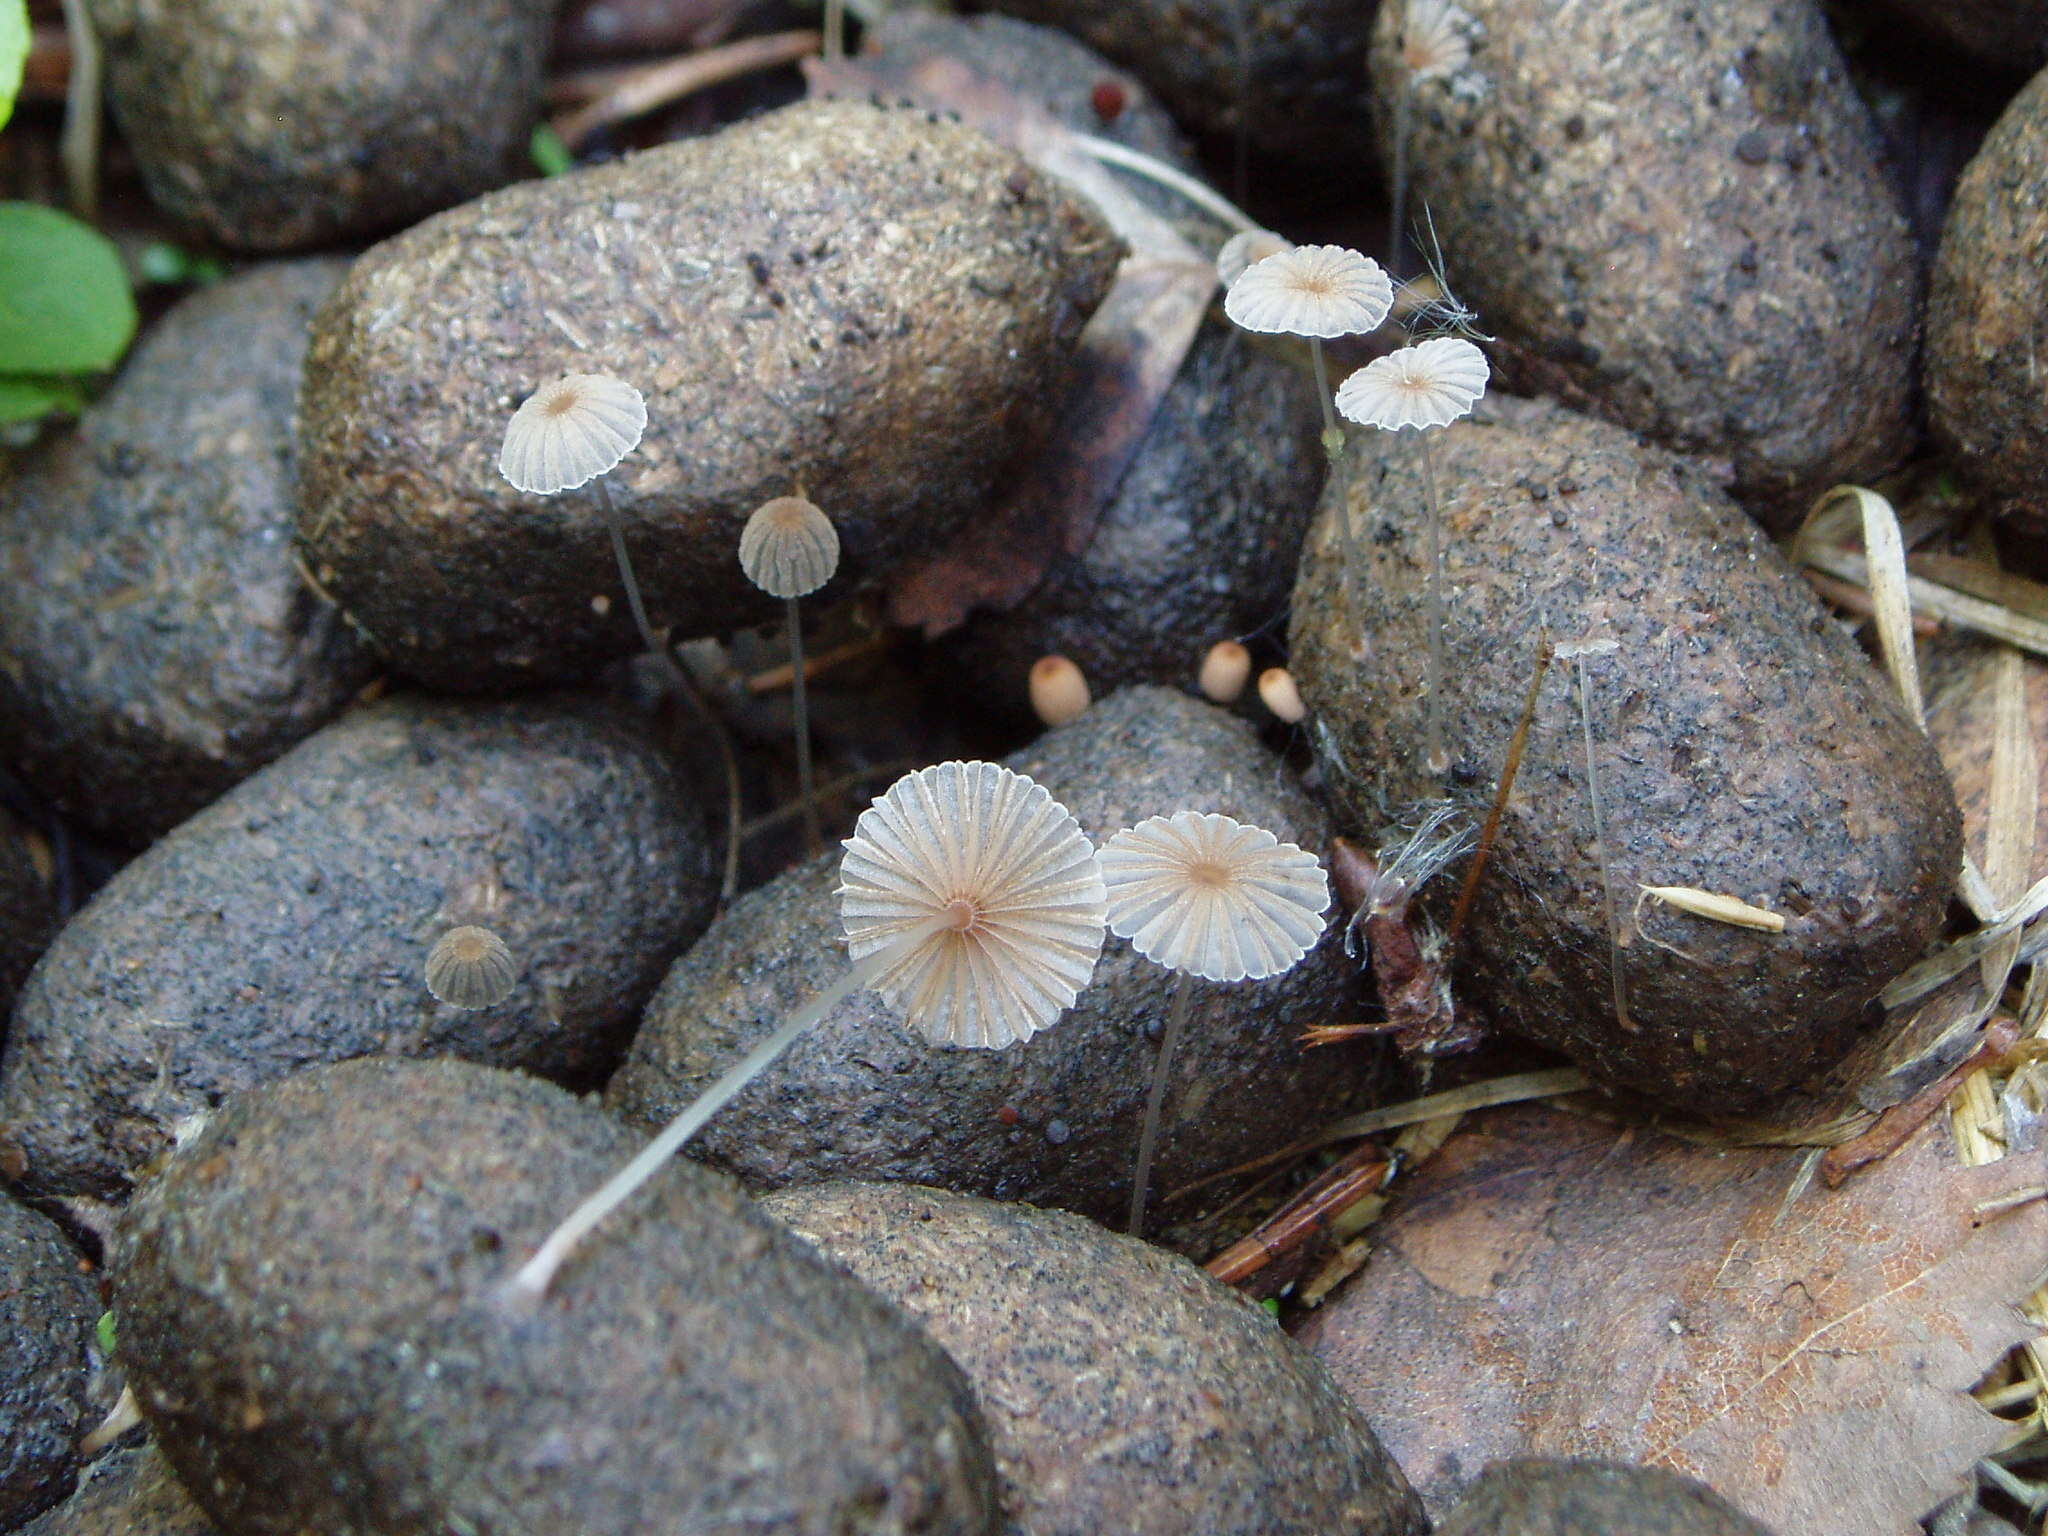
1420 429 1448 776
591 477 744 905
823 0 845 61
787 596 821 853
1574 652 1633 1032
1389 85 1413 275
1128 970 1194 1237
1310 339 1368 638
1068 132 1262 235
509 918 947 1298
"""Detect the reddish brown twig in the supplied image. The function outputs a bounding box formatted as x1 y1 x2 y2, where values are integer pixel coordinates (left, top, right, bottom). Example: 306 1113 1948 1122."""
553 30 820 150
1204 1142 1394 1289
1819 1014 2022 1187
1445 631 1552 953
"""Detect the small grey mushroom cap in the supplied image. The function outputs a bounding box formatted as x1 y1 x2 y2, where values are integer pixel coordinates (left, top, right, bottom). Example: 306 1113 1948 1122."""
1224 245 1393 339
424 925 518 1010
498 373 647 496
1335 338 1490 431
738 496 841 599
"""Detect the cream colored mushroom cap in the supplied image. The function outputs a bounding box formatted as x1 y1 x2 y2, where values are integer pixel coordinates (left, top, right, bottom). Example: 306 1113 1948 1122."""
1335 336 1490 431
1223 244 1393 339
425 925 519 1010
838 761 1107 1050
1215 228 1295 289
498 373 647 495
1099 811 1329 982
740 496 841 599
1400 0 1474 81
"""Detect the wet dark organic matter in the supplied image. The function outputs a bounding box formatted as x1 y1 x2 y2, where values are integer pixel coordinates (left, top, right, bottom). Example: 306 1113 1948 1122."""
0 261 373 847
609 687 1369 1250
113 1058 1000 1536
766 1182 1428 1536
0 1195 108 1529
0 695 715 1201
1370 0 1918 523
86 0 558 251
1290 396 1959 1109
0 811 51 1020
296 96 1120 690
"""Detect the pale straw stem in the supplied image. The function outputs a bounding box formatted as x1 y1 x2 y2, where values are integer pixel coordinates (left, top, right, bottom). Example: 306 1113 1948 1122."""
1390 86 1412 275
786 597 821 853
1311 340 1368 640
1576 654 1632 1032
1129 971 1194 1237
1421 430 1448 777
824 0 844 61
593 478 743 904
509 926 937 1297
1068 133 1262 234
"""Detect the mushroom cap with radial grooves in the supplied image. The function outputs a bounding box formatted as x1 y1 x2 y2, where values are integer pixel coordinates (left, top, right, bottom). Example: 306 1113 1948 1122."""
1215 228 1294 289
1400 0 1475 81
1099 812 1330 983
1223 245 1393 339
425 925 519 1010
739 496 841 599
1336 336 1490 431
498 373 648 496
838 762 1107 1050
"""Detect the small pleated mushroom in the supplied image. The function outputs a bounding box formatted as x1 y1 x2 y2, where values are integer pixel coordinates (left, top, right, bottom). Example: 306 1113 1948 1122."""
425 926 518 1010
739 495 841 852
1387 0 1476 272
1337 337 1491 776
510 760 1108 1297
1214 227 1293 289
1099 812 1330 1236
1225 244 1393 637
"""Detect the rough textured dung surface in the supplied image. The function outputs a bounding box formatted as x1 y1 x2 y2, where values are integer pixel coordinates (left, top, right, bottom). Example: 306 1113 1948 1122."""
0 262 372 847
0 1195 105 1530
1370 0 1916 522
0 695 713 1201
765 1183 1427 1536
610 687 1368 1248
979 0 1374 162
950 322 1324 720
1289 396 1959 1109
1927 64 2048 509
86 0 556 251
0 812 50 1020
112 1058 1000 1536
1434 1460 1776 1536
16 1446 218 1536
297 97 1118 690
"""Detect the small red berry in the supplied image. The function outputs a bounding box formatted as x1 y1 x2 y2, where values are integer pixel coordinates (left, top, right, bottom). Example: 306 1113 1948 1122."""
996 1104 1021 1126
1090 79 1127 123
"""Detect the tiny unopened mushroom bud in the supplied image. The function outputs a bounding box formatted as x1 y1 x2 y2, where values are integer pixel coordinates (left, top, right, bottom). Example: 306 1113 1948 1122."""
1258 667 1306 723
1199 640 1253 703
425 925 518 1010
739 496 840 600
1030 655 1091 727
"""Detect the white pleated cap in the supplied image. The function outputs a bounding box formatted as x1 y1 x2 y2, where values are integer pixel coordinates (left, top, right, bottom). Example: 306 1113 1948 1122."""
425 926 518 1010
1223 244 1393 339
838 762 1107 1050
498 373 647 495
1335 337 1490 431
1099 811 1329 982
740 496 841 599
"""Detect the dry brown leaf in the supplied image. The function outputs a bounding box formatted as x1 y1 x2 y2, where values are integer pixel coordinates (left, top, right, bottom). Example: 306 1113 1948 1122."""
1300 1104 2048 1535
811 22 1215 637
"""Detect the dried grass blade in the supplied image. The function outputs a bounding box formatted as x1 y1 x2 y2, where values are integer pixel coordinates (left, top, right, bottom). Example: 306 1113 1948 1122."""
1316 1066 1591 1143
1883 873 2048 1010
1983 648 2037 998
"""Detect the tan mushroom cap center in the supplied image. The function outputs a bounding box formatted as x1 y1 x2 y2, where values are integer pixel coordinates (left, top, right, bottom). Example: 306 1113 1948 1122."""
446 930 494 961
941 896 983 933
1185 860 1236 892
540 386 585 418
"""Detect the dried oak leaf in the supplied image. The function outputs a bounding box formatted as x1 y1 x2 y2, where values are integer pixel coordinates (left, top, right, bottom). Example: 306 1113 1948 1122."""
1299 1103 2048 1536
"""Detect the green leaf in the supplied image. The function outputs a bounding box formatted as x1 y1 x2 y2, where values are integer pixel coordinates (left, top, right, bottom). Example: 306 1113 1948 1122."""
138 239 227 288
0 372 88 423
0 0 26 135
0 202 137 375
95 1309 117 1356
529 124 573 178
